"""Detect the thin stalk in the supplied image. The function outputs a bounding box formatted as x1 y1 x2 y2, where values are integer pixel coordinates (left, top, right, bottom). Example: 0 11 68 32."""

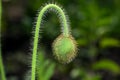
0 0 6 80
31 4 69 80
0 53 6 80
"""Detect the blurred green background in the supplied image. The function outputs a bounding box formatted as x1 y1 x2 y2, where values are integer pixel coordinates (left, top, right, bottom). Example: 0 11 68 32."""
1 0 120 80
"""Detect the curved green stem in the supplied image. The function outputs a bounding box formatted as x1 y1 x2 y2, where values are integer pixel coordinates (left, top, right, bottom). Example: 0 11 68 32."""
31 4 69 80
0 0 6 80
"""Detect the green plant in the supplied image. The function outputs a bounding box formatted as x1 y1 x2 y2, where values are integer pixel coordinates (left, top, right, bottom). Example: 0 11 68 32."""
31 3 77 80
0 0 6 80
0 2 78 80
92 59 120 74
36 50 55 80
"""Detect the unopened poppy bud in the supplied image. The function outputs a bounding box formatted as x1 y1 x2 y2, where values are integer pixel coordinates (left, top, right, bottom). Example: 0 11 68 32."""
52 34 78 64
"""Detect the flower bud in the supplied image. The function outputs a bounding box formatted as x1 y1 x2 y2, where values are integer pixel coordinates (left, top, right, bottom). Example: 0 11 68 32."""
52 34 77 64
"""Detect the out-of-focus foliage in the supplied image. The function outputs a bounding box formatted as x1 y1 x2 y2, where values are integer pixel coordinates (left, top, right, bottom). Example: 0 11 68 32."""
70 68 102 80
1 0 120 80
93 59 120 74
100 38 120 48
36 49 55 80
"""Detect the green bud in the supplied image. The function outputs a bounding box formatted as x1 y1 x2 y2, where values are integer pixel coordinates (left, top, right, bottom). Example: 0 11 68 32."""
52 34 78 64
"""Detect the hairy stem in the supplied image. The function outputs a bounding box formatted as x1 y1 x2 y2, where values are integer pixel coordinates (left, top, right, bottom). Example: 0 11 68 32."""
31 4 69 80
0 0 6 80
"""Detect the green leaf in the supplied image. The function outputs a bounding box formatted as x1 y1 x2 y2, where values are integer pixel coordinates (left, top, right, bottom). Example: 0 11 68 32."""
36 50 55 80
44 63 55 80
92 59 120 74
100 38 120 48
37 50 45 79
